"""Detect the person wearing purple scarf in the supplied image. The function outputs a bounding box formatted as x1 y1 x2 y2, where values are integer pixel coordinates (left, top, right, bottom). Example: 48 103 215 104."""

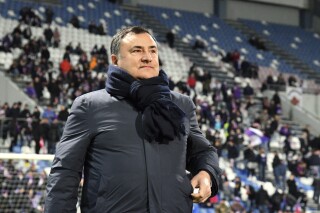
45 26 221 213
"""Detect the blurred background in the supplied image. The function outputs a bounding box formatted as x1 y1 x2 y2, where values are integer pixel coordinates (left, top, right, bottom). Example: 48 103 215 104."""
0 0 320 212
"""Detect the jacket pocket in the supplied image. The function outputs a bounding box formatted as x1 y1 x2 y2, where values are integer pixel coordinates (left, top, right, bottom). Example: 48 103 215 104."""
179 175 194 197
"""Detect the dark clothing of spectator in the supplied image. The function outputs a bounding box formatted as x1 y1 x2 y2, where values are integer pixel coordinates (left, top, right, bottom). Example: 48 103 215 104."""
249 36 267 51
88 22 97 34
288 75 298 87
99 45 107 56
74 44 84 55
31 119 41 153
0 34 12 52
45 7 54 24
33 78 44 101
312 178 320 202
257 152 267 181
255 186 269 212
193 39 206 50
91 45 99 56
270 191 283 212
166 31 175 48
44 27 54 45
310 136 320 150
266 75 274 85
243 84 254 97
70 15 80 28
97 24 106 35
11 32 22 48
41 47 50 61
287 177 301 199
58 109 69 122
48 80 61 106
48 121 60 154
272 92 281 106
20 108 31 118
63 51 71 62
227 143 239 159
22 26 32 39
233 178 241 197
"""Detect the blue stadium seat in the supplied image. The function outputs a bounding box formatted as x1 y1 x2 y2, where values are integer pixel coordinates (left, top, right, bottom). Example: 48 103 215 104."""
241 19 320 73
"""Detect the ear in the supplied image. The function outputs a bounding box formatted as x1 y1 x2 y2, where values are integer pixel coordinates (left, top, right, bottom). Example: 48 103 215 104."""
111 55 118 65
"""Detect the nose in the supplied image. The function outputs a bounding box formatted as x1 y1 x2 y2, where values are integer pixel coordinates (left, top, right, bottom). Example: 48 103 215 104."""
141 52 152 63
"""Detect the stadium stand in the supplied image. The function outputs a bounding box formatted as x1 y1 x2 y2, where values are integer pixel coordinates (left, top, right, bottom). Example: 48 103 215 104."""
241 19 320 84
0 0 319 212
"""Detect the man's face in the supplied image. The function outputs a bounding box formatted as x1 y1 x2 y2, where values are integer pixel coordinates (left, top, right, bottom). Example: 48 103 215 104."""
112 32 160 79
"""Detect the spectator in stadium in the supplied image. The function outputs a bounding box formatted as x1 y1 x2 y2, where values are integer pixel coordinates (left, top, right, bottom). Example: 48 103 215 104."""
11 31 22 49
45 7 54 24
187 72 197 89
0 33 12 52
31 116 41 154
22 25 32 40
312 176 320 203
69 15 80 28
33 76 44 101
59 58 71 77
40 45 50 61
245 184 256 212
97 23 106 35
45 26 221 212
214 199 230 213
89 54 98 70
230 196 245 212
193 38 206 50
243 83 254 100
24 82 37 99
53 27 60 48
272 152 287 190
57 105 69 122
233 176 242 198
47 79 61 106
287 173 307 209
231 49 240 72
255 185 270 213
43 26 54 47
243 145 257 176
270 189 284 212
166 30 175 48
47 118 60 154
276 73 286 88
248 35 267 51
74 42 84 55
257 147 267 181
88 21 98 34
288 75 298 87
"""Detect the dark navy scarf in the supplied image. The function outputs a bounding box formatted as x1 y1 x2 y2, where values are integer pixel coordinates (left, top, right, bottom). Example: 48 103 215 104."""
106 65 186 143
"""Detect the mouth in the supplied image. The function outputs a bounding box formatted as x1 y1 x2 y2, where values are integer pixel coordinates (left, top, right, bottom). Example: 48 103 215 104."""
139 66 154 69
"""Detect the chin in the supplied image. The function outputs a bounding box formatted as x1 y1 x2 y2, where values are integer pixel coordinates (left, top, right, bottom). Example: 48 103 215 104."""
138 74 159 79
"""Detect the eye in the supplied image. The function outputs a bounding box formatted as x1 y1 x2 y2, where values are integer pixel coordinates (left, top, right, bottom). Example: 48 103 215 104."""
132 49 142 53
150 49 157 54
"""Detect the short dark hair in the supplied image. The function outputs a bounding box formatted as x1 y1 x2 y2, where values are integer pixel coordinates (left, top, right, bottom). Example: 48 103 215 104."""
110 26 157 56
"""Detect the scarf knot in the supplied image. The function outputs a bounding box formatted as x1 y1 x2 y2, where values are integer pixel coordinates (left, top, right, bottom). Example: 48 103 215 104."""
106 65 186 143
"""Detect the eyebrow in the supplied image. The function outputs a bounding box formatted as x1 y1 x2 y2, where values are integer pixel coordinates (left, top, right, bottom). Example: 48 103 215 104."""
131 45 157 49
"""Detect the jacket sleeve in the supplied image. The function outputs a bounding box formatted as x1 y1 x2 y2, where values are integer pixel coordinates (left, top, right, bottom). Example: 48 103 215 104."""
185 96 222 196
44 96 93 212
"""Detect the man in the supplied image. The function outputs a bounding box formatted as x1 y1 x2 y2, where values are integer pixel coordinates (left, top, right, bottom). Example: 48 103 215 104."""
45 26 221 212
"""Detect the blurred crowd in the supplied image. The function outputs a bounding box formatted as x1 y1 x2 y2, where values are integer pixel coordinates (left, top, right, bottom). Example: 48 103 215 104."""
183 64 320 212
0 4 319 213
0 159 48 212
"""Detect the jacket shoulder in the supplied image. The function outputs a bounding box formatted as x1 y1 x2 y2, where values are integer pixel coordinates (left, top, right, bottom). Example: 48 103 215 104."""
72 89 114 109
170 91 194 112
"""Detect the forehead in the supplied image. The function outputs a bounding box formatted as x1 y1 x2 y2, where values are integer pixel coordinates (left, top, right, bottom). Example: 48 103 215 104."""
121 32 157 48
